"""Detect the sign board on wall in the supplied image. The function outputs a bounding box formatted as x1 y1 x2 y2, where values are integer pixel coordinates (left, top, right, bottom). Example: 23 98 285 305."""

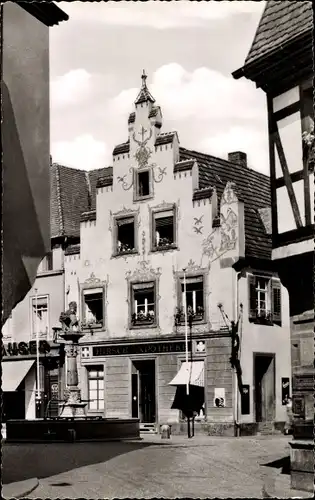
2 340 51 357
93 341 191 357
214 388 225 407
281 377 290 405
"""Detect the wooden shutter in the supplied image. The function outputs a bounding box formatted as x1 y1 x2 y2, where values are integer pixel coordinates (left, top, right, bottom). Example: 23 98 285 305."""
271 279 282 325
248 274 257 321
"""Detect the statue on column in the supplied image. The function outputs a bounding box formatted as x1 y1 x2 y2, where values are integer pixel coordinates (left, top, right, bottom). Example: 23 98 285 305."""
58 301 87 418
59 301 79 332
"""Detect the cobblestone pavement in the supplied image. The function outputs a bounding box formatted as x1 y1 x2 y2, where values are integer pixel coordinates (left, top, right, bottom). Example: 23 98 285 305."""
10 434 308 499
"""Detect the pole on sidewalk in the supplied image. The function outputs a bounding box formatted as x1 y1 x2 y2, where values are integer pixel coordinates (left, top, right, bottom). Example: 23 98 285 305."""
183 269 190 439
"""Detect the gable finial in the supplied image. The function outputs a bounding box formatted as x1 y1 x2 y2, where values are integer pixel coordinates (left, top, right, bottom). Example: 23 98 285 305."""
141 69 147 88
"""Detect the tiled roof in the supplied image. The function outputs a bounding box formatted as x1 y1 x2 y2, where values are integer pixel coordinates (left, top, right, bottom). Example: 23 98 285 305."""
81 210 96 222
193 187 214 201
135 86 155 105
148 106 160 119
245 1 312 66
113 141 130 155
96 175 113 188
174 159 195 173
64 244 80 256
179 147 272 260
128 112 135 124
155 132 177 146
50 163 108 239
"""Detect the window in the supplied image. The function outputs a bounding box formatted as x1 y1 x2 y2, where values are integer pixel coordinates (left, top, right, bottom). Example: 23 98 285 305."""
138 171 150 197
176 276 204 324
131 282 156 327
40 252 53 272
152 209 176 250
82 288 104 328
31 296 49 338
115 216 136 254
87 366 104 410
248 275 281 325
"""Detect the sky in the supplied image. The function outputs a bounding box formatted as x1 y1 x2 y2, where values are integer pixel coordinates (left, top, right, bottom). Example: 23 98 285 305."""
50 0 268 174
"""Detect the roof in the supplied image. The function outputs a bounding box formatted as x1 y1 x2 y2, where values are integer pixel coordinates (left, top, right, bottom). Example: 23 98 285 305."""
179 147 272 260
244 1 312 67
135 71 155 105
155 132 178 146
51 146 272 260
50 164 110 239
113 132 178 155
16 0 69 27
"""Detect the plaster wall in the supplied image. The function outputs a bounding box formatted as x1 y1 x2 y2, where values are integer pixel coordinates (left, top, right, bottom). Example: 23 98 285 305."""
3 272 64 342
238 274 291 423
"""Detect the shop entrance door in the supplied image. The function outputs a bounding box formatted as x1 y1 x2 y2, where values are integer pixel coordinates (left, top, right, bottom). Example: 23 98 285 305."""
131 360 156 423
254 354 275 422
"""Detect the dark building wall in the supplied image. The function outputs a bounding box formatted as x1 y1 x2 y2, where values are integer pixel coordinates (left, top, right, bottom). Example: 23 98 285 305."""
2 2 50 323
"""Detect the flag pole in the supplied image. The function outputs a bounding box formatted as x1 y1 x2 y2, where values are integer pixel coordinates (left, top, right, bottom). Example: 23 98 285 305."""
183 268 191 439
35 288 41 410
183 269 189 396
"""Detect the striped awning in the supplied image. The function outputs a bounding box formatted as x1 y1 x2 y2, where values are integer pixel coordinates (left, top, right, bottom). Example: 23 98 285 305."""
169 361 204 388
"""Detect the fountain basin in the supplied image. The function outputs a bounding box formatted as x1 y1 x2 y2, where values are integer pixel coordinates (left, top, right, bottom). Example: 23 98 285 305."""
6 417 140 443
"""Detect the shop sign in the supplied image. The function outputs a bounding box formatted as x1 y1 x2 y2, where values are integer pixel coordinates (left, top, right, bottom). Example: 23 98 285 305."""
93 341 190 357
2 340 51 357
293 374 313 391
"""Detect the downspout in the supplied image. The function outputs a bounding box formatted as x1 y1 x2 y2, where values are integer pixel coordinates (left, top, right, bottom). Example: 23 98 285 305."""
233 270 242 436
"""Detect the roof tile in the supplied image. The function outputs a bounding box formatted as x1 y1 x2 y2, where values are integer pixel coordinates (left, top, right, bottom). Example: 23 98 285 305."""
245 1 312 66
179 147 272 260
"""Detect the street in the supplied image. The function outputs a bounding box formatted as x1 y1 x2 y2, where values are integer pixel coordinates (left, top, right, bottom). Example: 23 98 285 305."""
3 434 312 499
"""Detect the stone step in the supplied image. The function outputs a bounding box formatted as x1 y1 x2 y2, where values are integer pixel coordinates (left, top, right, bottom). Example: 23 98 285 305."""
140 423 157 433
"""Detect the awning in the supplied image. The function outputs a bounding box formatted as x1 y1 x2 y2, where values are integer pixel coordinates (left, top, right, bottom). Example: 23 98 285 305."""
169 361 204 387
2 360 35 392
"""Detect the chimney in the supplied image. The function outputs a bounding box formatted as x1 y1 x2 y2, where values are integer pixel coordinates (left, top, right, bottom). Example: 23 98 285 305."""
228 151 247 168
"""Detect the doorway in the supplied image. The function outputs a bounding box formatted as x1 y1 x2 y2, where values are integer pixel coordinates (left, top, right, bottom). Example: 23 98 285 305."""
131 360 156 423
254 354 275 422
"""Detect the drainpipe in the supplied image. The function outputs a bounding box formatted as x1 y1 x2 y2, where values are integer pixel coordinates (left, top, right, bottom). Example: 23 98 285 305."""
233 271 242 437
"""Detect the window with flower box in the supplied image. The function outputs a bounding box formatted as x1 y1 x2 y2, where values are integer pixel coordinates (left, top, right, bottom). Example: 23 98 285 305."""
87 366 104 411
115 216 136 255
82 288 104 329
175 276 205 325
131 282 156 327
248 275 281 326
152 207 176 251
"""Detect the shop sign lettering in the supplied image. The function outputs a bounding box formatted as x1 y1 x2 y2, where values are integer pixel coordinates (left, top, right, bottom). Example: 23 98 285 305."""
93 341 190 357
2 340 51 357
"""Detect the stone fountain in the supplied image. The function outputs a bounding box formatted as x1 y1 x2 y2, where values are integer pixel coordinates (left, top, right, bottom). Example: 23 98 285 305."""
58 302 87 418
5 302 140 442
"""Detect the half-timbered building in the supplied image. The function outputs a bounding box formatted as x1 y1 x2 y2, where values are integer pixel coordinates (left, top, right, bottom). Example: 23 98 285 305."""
233 0 313 491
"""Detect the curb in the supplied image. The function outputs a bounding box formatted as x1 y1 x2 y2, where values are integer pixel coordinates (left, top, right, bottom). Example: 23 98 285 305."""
262 475 313 499
2 478 39 499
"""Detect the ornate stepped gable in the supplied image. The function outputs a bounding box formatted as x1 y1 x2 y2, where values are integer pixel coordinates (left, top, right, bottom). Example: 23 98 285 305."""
51 72 272 262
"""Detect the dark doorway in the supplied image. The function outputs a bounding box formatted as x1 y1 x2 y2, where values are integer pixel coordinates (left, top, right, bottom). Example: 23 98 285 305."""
131 360 156 423
254 354 275 422
3 380 25 421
